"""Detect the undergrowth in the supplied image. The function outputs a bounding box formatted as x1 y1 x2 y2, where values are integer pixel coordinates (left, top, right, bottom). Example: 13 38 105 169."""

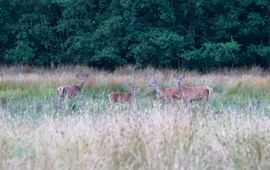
0 66 270 170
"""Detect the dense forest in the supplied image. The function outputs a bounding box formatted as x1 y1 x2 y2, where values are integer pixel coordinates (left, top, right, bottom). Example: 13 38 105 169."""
0 0 269 71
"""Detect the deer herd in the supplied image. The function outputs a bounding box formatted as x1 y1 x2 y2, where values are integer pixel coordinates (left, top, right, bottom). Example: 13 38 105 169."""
57 73 213 109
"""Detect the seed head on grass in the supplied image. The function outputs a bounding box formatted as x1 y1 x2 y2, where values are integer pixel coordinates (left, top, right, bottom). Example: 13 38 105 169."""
0 66 270 169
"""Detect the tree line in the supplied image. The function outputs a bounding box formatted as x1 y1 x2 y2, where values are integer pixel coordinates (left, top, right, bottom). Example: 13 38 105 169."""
0 0 269 71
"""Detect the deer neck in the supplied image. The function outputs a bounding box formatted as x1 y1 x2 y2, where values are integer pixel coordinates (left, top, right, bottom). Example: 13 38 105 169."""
131 89 137 98
76 81 85 91
155 85 163 96
177 82 185 97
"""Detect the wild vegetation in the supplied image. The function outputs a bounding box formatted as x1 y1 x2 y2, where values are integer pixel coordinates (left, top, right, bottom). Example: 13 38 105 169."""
0 66 270 169
1 0 269 169
0 0 269 70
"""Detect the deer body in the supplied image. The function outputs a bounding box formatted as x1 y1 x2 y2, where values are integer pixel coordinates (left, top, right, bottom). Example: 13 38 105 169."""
57 74 88 101
178 85 213 102
175 76 213 104
108 84 138 108
148 80 181 101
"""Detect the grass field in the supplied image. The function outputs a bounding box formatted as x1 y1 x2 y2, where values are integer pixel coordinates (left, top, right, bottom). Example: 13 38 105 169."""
0 66 270 170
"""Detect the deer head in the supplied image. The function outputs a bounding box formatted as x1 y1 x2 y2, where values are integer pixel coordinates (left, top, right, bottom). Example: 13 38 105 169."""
129 83 139 97
148 79 159 89
148 79 164 99
75 73 89 90
174 74 185 96
174 74 185 86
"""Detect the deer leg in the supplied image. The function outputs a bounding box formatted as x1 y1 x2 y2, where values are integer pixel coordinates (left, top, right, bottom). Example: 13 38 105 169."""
108 95 114 109
108 103 113 109
205 95 211 112
184 98 192 113
189 100 192 112
59 88 67 102
207 99 211 112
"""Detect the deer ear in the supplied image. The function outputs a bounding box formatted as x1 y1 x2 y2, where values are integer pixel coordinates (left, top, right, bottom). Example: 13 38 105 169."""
173 74 178 78
178 74 185 80
130 83 137 88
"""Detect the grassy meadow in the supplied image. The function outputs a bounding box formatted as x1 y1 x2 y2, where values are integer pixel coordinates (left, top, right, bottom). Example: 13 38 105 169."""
0 66 270 170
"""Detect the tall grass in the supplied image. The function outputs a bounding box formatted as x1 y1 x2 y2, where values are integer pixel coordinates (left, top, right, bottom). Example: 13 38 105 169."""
0 66 270 170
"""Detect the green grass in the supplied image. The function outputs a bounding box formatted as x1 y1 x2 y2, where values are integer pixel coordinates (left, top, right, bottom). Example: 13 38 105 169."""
0 82 55 100
0 67 270 169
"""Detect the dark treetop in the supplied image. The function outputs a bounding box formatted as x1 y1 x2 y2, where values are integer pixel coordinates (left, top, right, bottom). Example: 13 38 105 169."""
0 0 269 71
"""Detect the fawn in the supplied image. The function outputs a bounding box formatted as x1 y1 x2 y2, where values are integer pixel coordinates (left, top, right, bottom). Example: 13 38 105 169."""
108 84 139 108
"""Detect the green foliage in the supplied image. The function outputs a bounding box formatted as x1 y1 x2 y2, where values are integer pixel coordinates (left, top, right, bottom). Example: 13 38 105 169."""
183 39 241 71
0 0 269 70
130 29 184 68
5 41 35 65
245 44 270 67
0 81 55 99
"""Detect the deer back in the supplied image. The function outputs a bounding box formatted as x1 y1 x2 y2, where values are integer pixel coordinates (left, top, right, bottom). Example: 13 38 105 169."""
181 86 212 101
161 87 182 98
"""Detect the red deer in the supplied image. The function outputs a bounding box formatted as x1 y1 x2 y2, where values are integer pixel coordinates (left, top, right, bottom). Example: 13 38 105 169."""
57 74 89 101
108 84 139 108
174 75 213 107
148 79 182 102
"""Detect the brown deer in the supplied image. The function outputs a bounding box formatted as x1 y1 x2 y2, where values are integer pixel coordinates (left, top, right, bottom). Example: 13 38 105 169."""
148 79 182 102
174 75 213 107
57 74 89 101
108 84 139 108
